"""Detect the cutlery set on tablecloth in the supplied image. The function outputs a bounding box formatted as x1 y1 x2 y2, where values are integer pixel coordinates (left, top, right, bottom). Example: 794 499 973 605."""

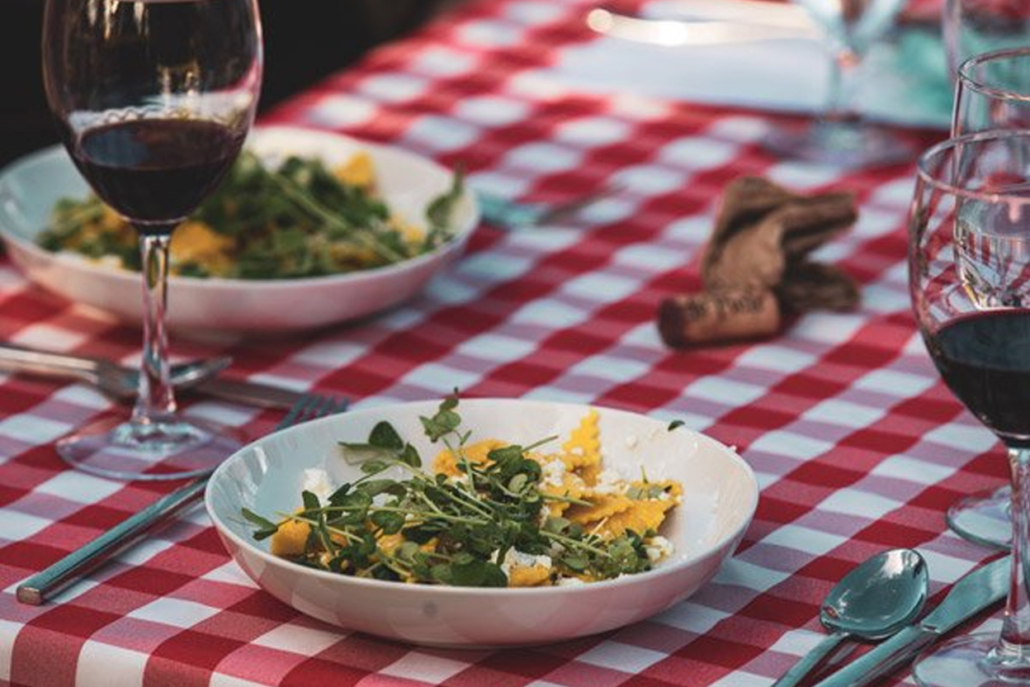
775 551 1008 687
6 345 349 605
0 341 307 409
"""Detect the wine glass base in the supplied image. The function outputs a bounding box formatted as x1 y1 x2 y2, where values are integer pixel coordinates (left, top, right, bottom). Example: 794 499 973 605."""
762 119 916 169
57 415 245 481
946 485 1011 549
915 634 1030 687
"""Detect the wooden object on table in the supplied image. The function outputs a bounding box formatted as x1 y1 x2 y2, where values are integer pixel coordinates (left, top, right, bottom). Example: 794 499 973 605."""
659 176 860 349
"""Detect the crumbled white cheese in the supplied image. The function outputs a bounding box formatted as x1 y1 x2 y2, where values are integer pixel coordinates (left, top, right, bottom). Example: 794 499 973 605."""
645 536 674 563
569 446 584 456
499 549 552 576
542 458 566 487
591 468 624 495
301 468 335 502
557 576 585 587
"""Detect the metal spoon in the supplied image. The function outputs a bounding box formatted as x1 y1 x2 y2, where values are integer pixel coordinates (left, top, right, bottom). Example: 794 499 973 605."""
772 548 929 687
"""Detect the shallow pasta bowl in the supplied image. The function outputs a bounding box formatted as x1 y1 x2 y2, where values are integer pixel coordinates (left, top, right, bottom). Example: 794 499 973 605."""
0 126 479 335
205 398 759 647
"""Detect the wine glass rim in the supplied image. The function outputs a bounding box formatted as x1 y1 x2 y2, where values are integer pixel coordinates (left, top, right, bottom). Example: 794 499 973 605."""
958 47 1030 103
916 130 1030 207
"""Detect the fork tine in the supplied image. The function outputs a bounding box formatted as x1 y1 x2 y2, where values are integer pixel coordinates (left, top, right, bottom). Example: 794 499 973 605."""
275 393 313 430
277 392 348 431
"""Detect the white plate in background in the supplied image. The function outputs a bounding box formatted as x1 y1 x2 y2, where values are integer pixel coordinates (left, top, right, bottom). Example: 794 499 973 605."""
0 126 479 335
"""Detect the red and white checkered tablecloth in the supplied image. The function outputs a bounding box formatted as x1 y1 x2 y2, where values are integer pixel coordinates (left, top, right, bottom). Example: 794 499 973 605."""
0 0 1007 685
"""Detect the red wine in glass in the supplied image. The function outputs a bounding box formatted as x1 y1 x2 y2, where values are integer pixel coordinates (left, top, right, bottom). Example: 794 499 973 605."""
925 311 1030 449
71 119 245 229
43 0 262 479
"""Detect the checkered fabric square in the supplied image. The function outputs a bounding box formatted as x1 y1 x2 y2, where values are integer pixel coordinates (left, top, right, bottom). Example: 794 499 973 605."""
0 0 1003 685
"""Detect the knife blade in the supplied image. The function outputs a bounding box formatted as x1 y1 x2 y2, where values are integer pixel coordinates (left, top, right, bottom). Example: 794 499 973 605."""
189 376 306 410
0 342 306 410
812 555 1009 687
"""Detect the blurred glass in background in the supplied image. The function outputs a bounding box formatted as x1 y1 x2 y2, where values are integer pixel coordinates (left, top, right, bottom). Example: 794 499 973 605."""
953 47 1030 134
944 0 1030 77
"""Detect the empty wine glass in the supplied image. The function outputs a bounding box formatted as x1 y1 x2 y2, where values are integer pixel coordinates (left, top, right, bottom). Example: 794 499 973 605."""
42 0 263 480
763 0 914 168
909 130 1030 687
939 47 1030 548
954 47 1030 135
944 0 1030 79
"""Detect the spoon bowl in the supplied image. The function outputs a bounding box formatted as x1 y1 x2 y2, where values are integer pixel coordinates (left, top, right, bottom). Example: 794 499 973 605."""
772 548 929 687
821 548 929 639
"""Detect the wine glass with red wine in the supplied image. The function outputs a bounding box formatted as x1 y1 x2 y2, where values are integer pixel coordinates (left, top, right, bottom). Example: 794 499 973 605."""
42 0 262 480
940 47 1030 549
909 130 1030 687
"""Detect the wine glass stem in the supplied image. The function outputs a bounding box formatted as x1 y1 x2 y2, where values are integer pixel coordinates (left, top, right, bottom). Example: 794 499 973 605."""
823 48 862 124
132 229 178 424
1003 447 1030 655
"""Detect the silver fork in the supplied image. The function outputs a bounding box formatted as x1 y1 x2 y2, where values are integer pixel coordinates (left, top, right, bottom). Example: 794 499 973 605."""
0 343 232 399
16 391 349 605
476 184 623 230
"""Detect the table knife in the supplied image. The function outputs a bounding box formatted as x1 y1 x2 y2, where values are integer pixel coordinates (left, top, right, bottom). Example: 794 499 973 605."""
0 342 305 410
812 555 1009 687
16 392 348 605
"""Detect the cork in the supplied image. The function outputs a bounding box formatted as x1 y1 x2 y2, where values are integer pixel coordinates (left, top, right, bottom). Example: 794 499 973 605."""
658 288 780 348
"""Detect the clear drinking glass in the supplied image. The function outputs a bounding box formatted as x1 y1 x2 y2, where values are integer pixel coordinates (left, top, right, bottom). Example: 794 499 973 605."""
42 0 263 480
763 0 914 168
908 130 1030 687
944 0 1030 79
954 47 1030 135
941 47 1030 548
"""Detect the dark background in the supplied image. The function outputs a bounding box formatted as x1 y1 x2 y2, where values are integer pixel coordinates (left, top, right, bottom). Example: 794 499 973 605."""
2 0 449 166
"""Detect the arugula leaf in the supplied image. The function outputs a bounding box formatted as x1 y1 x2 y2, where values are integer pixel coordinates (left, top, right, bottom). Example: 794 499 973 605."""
301 490 321 512
241 508 280 541
338 442 399 465
369 421 404 450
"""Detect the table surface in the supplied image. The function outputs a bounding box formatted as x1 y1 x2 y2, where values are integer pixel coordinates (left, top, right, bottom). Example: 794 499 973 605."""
0 0 1006 686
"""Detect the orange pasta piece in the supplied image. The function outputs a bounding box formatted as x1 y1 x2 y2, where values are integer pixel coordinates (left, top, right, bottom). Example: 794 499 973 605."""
540 470 587 517
565 493 634 525
270 517 310 557
561 409 601 480
432 439 508 477
598 499 675 538
508 564 552 587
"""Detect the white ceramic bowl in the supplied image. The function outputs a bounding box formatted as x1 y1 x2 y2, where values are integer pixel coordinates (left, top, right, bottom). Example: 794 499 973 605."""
205 399 759 648
0 127 478 335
